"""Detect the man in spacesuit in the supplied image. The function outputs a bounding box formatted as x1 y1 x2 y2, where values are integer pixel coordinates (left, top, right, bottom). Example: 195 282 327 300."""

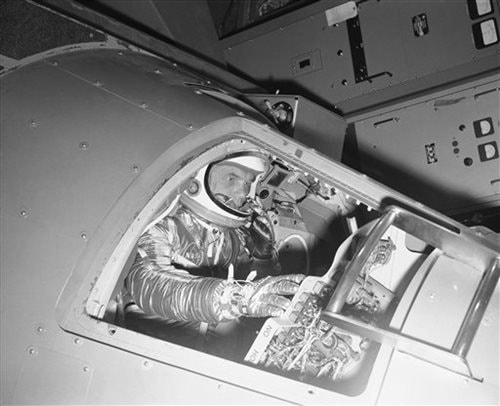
124 152 305 333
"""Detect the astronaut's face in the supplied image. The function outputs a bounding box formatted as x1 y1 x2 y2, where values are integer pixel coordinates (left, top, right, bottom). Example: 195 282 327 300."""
209 164 256 210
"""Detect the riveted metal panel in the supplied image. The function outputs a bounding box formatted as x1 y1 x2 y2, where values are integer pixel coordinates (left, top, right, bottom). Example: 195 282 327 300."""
0 48 265 405
12 347 93 404
44 50 239 131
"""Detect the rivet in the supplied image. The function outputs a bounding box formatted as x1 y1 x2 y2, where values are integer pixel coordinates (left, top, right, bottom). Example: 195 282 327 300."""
117 51 124 56
28 346 37 355
79 141 89 150
52 60 59 66
428 291 436 301
80 232 88 240
131 164 141 173
172 62 178 67
236 111 245 116
140 102 148 109
194 89 203 95
337 50 344 56
108 327 116 335
74 337 82 345
153 68 162 74
20 209 28 218
217 383 225 391
342 79 348 86
29 120 39 128
481 316 492 327
89 32 94 39
94 81 103 87
187 124 193 130
36 324 46 334
142 359 152 369
83 366 90 373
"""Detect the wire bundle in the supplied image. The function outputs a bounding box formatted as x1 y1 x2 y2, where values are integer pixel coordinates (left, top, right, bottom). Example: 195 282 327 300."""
259 290 367 381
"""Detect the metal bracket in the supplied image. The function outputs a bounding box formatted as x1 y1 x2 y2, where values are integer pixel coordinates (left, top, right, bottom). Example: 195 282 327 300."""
346 15 393 84
322 205 500 380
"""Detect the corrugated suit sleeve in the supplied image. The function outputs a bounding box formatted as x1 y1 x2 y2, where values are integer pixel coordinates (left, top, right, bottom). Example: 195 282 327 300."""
124 220 233 323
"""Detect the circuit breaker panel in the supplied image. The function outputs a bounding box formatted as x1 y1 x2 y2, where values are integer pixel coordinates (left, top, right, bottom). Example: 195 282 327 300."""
222 0 500 115
350 73 499 216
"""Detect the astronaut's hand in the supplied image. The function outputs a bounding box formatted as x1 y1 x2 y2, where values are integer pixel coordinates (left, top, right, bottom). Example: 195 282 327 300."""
239 274 305 317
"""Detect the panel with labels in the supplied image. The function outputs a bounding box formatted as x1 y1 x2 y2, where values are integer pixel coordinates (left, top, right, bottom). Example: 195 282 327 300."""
221 0 500 115
350 73 500 215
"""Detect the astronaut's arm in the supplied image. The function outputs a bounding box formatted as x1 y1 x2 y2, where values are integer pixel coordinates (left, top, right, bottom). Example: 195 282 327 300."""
125 258 304 323
125 257 228 322
125 219 303 323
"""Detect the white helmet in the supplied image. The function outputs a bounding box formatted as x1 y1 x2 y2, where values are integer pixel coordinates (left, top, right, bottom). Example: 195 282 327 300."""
180 152 270 228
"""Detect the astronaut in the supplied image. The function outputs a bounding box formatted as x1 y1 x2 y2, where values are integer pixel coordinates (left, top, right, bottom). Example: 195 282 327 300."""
124 152 305 333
